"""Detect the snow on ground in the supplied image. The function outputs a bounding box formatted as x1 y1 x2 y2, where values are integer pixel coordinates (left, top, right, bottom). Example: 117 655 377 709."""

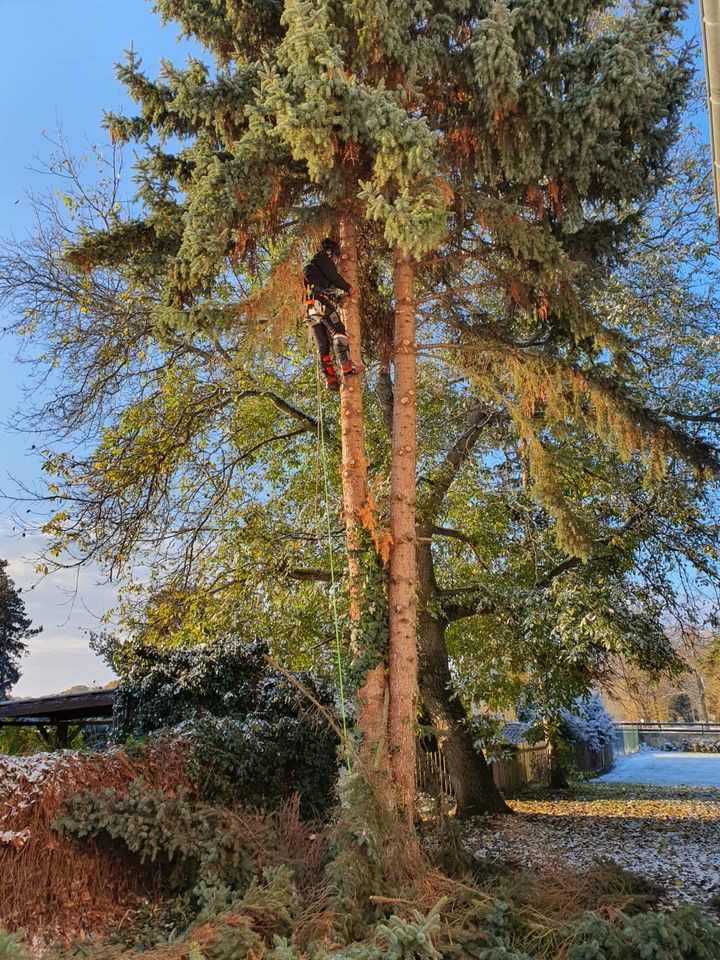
599 750 720 787
468 782 720 907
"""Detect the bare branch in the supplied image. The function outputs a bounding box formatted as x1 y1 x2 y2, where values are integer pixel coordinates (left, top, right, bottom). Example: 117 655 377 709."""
285 568 334 582
420 401 504 524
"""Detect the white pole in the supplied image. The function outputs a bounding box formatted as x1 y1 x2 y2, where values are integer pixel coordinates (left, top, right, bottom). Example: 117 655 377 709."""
700 0 720 235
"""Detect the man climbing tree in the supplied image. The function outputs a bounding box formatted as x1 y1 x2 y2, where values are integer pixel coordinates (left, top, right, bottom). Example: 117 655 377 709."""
59 0 447 812
302 237 357 390
0 559 40 699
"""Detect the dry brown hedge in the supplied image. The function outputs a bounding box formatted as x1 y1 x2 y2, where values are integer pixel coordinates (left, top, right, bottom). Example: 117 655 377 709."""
0 741 191 942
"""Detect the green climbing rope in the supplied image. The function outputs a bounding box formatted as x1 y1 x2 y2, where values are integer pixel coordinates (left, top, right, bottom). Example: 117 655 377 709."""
316 365 352 770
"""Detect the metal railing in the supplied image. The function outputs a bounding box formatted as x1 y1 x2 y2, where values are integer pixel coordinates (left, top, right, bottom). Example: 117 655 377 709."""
616 721 720 735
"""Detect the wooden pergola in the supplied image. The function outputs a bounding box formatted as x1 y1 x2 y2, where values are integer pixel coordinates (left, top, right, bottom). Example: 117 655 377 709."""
0 690 115 746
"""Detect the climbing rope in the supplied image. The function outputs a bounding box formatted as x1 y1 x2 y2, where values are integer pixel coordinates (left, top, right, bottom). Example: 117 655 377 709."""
315 363 352 770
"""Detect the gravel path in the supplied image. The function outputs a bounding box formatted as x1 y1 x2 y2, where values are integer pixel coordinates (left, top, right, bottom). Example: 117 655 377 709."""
468 784 720 906
599 751 720 787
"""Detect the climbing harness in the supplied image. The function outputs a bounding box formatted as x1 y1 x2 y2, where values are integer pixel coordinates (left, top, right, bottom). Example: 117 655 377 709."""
315 365 352 770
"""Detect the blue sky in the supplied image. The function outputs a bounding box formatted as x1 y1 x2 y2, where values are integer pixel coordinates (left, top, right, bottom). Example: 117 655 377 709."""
0 1 713 696
0 1 196 695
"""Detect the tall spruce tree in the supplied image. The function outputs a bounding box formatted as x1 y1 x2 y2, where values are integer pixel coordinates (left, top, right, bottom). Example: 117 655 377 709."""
64 0 448 809
13 0 719 817
0 560 39 699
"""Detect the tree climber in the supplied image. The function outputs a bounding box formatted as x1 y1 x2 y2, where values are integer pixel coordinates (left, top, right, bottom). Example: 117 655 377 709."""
303 238 357 391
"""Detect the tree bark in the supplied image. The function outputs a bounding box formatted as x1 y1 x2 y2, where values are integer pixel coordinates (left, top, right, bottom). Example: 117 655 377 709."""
694 671 709 723
338 216 387 757
388 250 419 814
545 730 569 789
376 363 394 439
417 540 510 815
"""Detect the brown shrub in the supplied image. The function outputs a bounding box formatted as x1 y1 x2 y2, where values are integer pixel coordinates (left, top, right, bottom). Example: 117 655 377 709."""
0 740 191 942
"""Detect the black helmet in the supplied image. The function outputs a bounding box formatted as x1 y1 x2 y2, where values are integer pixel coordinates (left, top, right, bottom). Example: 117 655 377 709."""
321 237 341 258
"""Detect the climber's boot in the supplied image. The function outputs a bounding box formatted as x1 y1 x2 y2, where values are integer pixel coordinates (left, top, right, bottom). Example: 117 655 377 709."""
333 334 356 379
321 355 340 392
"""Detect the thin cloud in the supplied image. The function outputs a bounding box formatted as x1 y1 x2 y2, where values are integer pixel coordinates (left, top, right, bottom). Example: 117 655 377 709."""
1 524 118 697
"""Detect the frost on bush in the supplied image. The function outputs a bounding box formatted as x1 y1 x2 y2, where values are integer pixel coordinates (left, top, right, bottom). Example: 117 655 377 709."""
517 692 615 752
689 738 720 753
178 696 339 816
112 637 340 815
561 693 615 752
114 638 275 737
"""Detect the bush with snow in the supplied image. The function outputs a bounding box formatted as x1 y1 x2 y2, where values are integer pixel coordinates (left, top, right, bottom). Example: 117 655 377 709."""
516 691 615 751
689 738 720 753
112 636 340 815
561 692 616 752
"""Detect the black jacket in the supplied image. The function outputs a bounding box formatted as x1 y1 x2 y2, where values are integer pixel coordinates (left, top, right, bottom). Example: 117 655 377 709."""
303 251 352 294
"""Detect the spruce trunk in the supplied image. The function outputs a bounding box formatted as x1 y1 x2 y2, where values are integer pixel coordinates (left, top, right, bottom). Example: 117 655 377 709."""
338 217 387 756
417 541 510 815
388 250 418 814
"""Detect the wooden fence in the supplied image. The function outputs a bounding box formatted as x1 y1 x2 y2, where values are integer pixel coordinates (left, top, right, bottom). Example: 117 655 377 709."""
418 728 635 799
489 743 549 793
417 743 550 797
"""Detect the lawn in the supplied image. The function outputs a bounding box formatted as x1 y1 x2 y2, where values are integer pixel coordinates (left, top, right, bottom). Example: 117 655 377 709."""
467 782 720 908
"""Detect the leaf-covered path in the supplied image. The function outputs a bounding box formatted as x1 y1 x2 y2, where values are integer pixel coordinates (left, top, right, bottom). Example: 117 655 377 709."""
467 784 720 907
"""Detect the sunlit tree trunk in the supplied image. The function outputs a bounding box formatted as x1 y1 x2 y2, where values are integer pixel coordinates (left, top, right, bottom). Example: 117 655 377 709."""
388 249 418 814
338 216 387 758
545 725 569 789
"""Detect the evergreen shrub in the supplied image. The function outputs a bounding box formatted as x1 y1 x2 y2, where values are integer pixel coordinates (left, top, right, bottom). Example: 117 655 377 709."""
565 904 720 960
517 694 615 754
48 767 720 959
53 782 325 916
113 638 339 814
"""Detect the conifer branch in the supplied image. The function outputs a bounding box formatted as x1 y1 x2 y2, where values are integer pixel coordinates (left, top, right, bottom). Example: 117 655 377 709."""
416 283 493 306
667 408 720 425
463 329 720 474
285 568 334 583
